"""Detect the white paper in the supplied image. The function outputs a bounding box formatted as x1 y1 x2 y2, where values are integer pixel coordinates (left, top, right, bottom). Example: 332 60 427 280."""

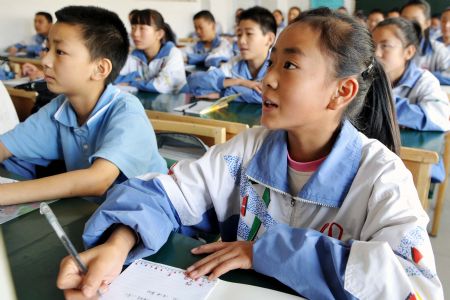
173 101 215 115
2 77 30 87
102 260 217 300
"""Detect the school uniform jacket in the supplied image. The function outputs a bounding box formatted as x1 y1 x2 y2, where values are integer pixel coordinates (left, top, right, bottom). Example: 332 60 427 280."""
115 41 186 94
415 38 450 85
83 120 443 300
12 33 46 57
393 61 450 131
187 56 268 103
183 35 233 67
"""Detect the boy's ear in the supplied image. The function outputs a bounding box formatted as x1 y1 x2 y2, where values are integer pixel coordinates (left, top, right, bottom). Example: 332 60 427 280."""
92 58 112 81
327 77 359 110
266 32 276 47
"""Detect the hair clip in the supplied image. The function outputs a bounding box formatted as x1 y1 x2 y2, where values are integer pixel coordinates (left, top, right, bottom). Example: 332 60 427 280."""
361 58 375 80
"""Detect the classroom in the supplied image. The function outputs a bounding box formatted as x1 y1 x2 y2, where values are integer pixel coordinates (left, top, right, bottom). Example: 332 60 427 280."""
0 0 449 299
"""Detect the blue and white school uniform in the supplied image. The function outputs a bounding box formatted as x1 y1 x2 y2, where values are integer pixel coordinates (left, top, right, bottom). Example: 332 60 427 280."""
436 36 450 51
115 41 186 94
183 35 233 67
0 84 167 184
415 38 450 85
83 120 442 299
393 61 450 131
10 34 46 57
187 56 268 103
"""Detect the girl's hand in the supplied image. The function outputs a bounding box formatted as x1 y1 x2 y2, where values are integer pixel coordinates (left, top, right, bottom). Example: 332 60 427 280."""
22 63 44 80
186 241 254 280
57 242 126 299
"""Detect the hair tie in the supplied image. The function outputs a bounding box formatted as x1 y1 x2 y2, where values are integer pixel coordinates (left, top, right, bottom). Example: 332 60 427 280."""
361 58 375 80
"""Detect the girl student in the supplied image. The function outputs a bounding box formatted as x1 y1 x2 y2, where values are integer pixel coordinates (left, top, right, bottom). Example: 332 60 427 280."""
114 9 186 93
57 8 443 300
401 0 450 85
373 18 450 132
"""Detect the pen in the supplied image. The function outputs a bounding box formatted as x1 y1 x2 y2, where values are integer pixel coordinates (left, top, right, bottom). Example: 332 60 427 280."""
182 102 197 114
39 202 88 274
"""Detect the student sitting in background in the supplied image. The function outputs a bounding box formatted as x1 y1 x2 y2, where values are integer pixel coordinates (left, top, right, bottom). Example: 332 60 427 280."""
57 9 442 300
401 0 450 85
7 12 53 57
114 9 186 94
430 13 442 40
0 6 167 206
188 6 276 103
366 9 384 32
272 9 285 35
183 10 233 68
437 7 450 50
287 6 301 25
373 17 449 182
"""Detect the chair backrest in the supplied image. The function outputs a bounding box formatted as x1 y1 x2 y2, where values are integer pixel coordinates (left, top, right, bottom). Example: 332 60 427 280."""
400 146 439 208
146 110 248 140
0 82 19 134
150 118 226 146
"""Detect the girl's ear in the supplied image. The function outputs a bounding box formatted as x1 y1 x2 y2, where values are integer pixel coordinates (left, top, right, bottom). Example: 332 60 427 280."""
156 28 165 42
404 44 416 61
327 77 359 110
92 58 112 81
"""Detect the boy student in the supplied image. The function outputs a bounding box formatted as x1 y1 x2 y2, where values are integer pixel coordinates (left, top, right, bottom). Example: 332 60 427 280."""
0 6 167 206
188 6 276 104
183 10 233 67
7 12 53 57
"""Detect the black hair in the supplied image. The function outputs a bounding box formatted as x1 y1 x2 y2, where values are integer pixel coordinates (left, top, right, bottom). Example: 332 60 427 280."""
55 6 129 85
36 11 53 23
401 0 431 20
375 18 422 53
368 9 384 17
289 6 301 14
354 10 367 22
130 9 176 44
193 10 215 23
431 13 441 19
129 9 139 18
238 6 277 35
292 8 400 154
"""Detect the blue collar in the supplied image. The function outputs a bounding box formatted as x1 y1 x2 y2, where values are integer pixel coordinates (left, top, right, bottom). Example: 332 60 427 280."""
396 61 423 89
245 120 362 207
53 84 120 128
131 41 175 63
437 36 444 43
420 37 433 55
194 35 221 52
234 56 269 81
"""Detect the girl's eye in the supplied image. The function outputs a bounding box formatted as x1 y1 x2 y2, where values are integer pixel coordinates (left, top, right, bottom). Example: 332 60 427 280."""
267 59 273 67
283 61 297 69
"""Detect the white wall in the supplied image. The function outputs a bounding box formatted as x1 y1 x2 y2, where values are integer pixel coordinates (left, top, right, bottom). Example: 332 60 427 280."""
0 0 355 50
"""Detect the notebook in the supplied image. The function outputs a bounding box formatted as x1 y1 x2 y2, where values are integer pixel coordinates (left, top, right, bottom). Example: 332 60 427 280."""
173 94 240 115
101 259 304 300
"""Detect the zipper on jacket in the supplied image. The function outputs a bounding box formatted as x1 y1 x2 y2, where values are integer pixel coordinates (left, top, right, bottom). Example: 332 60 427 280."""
289 198 297 226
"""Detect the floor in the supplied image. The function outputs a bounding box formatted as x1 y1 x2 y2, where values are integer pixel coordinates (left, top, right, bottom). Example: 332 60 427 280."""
429 185 450 298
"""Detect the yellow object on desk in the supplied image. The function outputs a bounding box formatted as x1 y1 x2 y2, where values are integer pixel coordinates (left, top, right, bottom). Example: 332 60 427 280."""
174 94 240 115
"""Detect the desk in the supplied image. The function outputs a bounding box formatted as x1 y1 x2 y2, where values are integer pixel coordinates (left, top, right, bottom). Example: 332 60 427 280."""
5 86 36 121
1 168 297 299
8 56 42 69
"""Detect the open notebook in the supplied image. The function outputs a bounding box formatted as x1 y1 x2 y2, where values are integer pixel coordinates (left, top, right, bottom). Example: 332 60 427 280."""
173 94 240 115
101 259 304 300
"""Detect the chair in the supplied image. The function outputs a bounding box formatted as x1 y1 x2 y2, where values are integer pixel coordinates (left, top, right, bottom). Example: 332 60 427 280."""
400 146 439 209
0 82 19 134
5 86 36 122
150 118 226 147
146 110 248 141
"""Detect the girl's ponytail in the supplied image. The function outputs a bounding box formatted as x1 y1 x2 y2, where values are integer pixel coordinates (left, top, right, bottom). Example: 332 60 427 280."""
358 58 400 154
162 22 176 44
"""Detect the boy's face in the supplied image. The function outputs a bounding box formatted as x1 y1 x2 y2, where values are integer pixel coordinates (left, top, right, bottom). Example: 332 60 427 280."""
367 12 384 32
273 11 283 26
401 5 430 32
34 15 52 35
194 18 215 42
288 9 300 24
236 19 273 62
41 22 97 96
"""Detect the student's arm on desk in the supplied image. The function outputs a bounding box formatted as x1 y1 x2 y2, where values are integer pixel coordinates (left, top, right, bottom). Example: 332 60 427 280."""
223 78 262 94
57 225 136 299
0 158 120 205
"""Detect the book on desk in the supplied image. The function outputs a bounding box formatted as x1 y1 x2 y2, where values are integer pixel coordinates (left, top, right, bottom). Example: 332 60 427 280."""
174 94 240 115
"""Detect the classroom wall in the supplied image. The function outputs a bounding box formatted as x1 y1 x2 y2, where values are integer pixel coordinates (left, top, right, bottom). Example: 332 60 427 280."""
0 0 355 50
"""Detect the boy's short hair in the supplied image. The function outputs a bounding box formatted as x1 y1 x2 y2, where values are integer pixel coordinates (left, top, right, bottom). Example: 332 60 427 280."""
36 11 53 23
55 6 129 84
238 6 277 35
193 10 215 23
401 0 431 20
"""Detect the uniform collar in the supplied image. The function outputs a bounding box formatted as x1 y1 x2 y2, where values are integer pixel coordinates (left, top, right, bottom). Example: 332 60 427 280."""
236 56 269 81
420 37 433 55
245 120 362 207
396 61 423 89
53 84 120 128
131 41 174 63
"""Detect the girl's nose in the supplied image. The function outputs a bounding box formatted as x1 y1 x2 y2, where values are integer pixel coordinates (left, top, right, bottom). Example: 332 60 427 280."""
262 67 278 90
